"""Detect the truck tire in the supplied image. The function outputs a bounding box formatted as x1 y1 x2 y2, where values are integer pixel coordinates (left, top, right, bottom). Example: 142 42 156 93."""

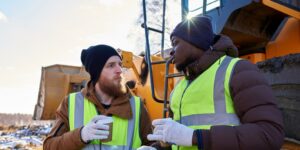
257 53 300 141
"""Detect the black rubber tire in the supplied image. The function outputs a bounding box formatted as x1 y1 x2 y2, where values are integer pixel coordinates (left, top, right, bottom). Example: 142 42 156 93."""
257 53 300 141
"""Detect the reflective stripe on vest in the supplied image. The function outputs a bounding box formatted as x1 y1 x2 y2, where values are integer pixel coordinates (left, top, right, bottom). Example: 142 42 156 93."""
82 144 136 150
171 56 240 150
69 93 142 150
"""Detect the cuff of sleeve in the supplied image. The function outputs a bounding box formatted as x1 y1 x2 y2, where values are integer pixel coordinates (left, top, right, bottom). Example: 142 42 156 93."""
61 127 87 149
201 129 211 150
195 129 203 150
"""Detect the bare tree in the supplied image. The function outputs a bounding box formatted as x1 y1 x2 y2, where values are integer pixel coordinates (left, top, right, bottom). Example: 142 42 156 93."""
127 0 181 55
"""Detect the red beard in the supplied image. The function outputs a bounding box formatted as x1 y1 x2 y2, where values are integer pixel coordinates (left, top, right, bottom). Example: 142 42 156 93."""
98 76 126 98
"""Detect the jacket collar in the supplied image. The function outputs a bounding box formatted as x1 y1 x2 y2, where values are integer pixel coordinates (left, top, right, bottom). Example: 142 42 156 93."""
184 34 238 81
81 81 133 119
185 50 225 81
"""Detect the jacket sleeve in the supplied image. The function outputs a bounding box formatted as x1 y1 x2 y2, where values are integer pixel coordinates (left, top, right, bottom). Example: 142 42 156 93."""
201 60 284 150
140 101 155 146
43 96 86 150
140 102 172 150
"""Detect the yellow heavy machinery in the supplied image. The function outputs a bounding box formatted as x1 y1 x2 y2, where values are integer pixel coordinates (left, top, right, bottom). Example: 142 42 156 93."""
34 0 300 148
33 65 89 120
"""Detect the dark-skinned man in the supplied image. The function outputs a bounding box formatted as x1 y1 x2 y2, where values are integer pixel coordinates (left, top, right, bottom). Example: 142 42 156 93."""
146 16 284 150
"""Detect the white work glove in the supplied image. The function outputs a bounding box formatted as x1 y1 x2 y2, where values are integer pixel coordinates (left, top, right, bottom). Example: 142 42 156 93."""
80 115 110 143
137 146 157 150
147 118 194 146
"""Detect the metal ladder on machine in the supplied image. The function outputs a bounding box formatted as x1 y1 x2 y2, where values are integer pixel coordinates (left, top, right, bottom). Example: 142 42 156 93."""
141 0 184 118
141 0 220 118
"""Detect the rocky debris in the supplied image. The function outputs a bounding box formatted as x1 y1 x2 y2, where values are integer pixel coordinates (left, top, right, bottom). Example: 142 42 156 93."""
0 124 52 150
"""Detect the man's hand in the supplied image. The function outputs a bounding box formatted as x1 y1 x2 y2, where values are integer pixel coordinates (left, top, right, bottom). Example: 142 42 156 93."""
80 115 110 143
147 118 194 146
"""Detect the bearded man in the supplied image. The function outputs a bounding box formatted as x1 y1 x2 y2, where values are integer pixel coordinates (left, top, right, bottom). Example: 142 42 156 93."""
44 44 153 150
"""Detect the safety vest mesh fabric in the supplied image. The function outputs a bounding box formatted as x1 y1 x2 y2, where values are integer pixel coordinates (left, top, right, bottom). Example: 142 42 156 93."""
69 93 142 150
170 56 241 150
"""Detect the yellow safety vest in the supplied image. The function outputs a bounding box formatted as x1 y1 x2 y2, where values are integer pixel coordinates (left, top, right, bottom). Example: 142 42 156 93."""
69 93 142 150
171 56 241 150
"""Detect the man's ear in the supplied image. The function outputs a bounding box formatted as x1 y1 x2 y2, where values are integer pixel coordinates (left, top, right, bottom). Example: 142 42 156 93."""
139 57 148 86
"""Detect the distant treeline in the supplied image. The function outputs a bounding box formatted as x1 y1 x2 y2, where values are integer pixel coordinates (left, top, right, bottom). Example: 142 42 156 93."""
0 113 34 126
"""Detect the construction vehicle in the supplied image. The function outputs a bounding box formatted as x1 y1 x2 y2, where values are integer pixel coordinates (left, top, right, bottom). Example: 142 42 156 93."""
33 65 89 120
33 0 300 148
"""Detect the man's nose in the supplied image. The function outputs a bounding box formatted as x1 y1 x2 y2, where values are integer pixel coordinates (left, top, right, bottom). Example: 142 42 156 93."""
115 65 122 74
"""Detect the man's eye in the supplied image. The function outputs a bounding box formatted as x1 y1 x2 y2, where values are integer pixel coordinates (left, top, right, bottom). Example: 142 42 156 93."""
108 64 114 67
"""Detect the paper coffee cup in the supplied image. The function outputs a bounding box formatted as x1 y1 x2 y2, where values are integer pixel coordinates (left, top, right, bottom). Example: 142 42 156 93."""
99 117 113 142
160 141 171 147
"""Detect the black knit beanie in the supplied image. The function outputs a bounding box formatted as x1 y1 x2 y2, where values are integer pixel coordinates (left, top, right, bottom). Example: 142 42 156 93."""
81 44 121 85
171 16 214 51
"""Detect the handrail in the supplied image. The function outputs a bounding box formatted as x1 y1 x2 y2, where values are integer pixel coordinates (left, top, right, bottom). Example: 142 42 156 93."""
161 0 167 58
203 0 207 14
142 0 165 103
142 0 185 118
141 23 163 33
163 57 173 118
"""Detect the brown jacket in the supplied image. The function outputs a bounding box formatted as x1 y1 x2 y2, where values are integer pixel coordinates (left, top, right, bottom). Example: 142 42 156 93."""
43 83 153 150
172 35 284 150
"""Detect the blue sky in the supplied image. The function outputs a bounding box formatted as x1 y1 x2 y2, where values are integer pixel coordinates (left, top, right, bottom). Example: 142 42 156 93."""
0 0 181 114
